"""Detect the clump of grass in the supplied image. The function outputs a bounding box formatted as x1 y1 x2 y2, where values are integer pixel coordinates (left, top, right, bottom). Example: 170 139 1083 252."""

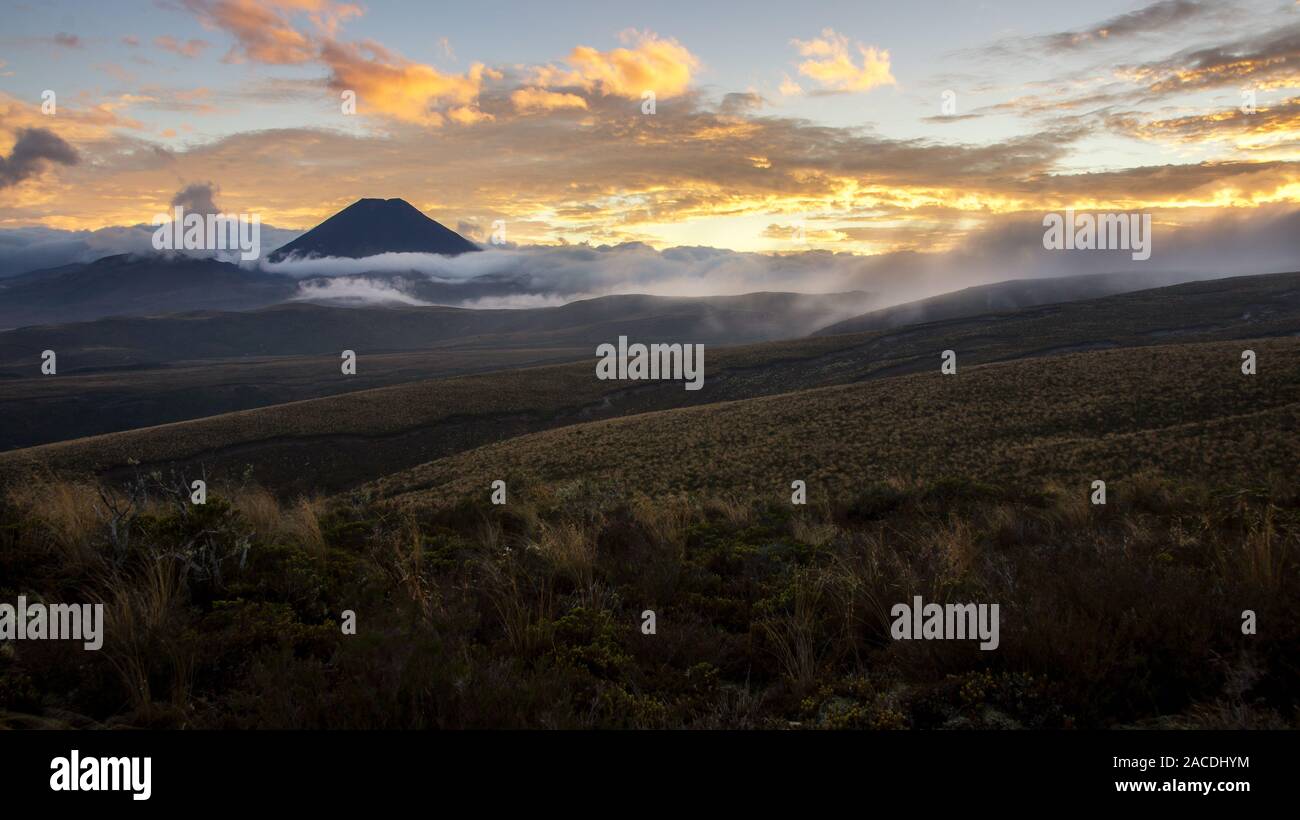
790 511 838 547
230 485 282 540
629 493 692 558
96 558 192 724
477 552 554 657
370 514 439 624
758 566 836 694
532 518 600 606
284 496 326 557
1240 504 1287 595
705 495 755 529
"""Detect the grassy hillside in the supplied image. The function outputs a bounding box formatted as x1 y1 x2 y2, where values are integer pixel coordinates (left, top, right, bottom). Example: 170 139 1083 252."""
0 290 874 450
0 347 588 451
366 338 1300 507
0 290 876 371
3 270 1298 494
3 275 1297 730
811 270 1194 336
3 339 1294 729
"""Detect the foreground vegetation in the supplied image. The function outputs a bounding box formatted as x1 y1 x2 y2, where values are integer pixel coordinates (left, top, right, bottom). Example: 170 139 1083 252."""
3 329 1297 729
2 469 1295 729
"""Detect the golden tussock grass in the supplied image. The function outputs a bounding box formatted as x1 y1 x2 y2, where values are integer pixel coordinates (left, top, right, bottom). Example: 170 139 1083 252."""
95 558 192 721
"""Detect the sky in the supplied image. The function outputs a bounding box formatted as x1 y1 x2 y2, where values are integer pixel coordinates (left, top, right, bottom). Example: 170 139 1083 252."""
0 0 1297 266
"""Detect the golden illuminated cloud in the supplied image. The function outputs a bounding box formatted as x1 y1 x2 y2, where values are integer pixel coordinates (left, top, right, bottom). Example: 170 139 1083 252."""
791 28 895 93
0 92 146 147
184 0 320 64
1117 22 1300 94
511 87 589 113
10 80 1297 254
2 1 1298 259
1108 96 1300 152
181 0 365 62
321 39 497 126
537 30 700 99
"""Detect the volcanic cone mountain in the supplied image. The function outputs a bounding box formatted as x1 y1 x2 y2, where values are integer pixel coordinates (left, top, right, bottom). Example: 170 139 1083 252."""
267 198 480 261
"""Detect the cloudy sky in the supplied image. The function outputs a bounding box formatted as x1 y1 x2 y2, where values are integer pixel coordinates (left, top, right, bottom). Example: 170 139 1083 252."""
0 0 1297 270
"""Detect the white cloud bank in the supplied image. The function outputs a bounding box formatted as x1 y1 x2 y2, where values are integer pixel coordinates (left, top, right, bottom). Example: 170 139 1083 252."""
1 207 1296 312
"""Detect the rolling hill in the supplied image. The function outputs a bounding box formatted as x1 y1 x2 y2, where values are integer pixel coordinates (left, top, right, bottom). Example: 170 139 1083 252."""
0 254 299 329
5 269 1298 735
0 290 876 372
365 336 1300 508
2 269 1296 494
811 270 1196 335
0 347 590 451
0 290 875 449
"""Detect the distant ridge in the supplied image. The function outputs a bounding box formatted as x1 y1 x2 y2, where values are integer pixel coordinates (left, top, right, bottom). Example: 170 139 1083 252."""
0 253 298 329
267 198 480 262
811 270 1195 337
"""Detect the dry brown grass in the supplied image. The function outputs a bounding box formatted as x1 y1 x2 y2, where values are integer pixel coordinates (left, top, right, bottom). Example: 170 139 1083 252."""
1240 505 1287 595
790 513 838 547
705 495 755 529
95 558 192 721
532 518 599 606
758 566 835 693
630 493 692 558
371 515 438 624
231 485 281 539
933 514 979 577
478 555 554 657
284 496 326 556
373 339 1300 509
229 487 327 556
5 477 131 567
1042 481 1095 532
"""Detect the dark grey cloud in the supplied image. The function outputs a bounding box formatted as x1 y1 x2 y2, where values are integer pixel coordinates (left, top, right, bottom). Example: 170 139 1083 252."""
973 0 1224 60
0 128 79 189
718 92 765 115
1042 0 1213 52
1127 20 1300 94
969 17 1298 126
456 219 485 242
170 181 221 214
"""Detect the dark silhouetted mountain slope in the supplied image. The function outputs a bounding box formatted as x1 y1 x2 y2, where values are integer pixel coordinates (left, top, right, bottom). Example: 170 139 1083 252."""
0 290 875 371
267 198 479 261
0 254 298 329
812 271 1196 336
